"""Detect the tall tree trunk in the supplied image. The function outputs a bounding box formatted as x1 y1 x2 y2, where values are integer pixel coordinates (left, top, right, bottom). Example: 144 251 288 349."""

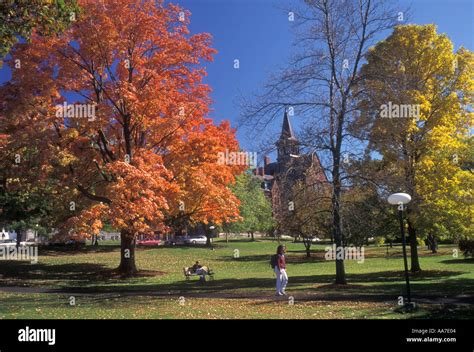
431 239 437 254
222 224 229 243
427 232 437 253
407 220 421 272
205 225 212 248
332 115 347 284
118 229 137 276
91 234 99 246
16 229 23 249
332 192 346 284
250 231 255 241
303 238 311 258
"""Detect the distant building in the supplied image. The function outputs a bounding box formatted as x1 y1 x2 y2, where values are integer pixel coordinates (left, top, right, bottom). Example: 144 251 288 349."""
0 228 38 242
99 231 121 241
253 110 328 234
0 228 14 240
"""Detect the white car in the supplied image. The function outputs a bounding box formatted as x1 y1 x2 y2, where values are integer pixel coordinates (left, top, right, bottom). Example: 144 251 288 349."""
185 235 207 245
279 235 293 240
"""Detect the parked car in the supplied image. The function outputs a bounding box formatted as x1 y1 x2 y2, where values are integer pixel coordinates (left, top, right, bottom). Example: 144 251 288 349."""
165 236 189 246
185 235 207 245
311 236 322 243
137 239 162 247
279 235 293 241
45 239 86 248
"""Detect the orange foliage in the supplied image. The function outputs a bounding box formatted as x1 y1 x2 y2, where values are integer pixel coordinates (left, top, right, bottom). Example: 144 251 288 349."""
0 0 244 241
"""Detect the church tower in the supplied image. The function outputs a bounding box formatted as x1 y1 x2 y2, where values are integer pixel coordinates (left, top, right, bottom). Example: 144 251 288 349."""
276 110 299 164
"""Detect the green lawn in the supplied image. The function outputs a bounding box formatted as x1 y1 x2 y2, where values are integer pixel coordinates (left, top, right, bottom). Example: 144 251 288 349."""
0 239 473 319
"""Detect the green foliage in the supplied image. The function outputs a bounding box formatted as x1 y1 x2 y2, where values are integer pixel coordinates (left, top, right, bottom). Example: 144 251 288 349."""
0 0 80 61
342 187 396 246
357 24 474 243
225 173 275 235
341 158 399 246
0 185 52 235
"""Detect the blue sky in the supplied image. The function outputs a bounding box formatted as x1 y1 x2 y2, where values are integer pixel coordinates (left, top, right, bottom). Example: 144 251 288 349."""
1 0 473 160
175 0 474 156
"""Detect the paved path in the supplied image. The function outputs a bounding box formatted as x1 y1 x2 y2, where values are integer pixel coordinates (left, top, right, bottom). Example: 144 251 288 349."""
0 285 472 306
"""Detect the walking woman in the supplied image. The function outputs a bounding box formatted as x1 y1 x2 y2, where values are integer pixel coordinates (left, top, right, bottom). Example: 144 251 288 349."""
274 245 288 296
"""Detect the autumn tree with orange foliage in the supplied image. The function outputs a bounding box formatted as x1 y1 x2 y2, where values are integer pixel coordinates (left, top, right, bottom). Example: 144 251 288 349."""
0 0 244 275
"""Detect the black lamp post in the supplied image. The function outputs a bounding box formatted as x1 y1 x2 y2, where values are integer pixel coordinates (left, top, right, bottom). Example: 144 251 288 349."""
388 193 415 311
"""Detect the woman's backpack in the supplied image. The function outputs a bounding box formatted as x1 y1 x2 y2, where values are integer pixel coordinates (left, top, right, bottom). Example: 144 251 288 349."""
270 254 278 268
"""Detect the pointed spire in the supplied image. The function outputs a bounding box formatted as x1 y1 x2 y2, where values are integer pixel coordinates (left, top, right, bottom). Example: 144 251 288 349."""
280 108 296 140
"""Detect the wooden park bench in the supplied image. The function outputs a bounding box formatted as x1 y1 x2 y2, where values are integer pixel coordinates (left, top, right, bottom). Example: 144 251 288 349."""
183 265 214 282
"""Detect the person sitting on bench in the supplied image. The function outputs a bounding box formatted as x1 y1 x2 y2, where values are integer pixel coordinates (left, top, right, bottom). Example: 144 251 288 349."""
191 261 202 273
191 261 210 281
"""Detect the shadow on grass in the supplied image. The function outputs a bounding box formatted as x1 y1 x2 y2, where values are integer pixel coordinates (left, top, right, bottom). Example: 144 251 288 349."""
216 250 419 264
0 261 109 281
411 305 474 319
1 261 472 308
1 256 468 287
440 258 474 265
217 252 328 264
218 246 448 263
1 248 473 307
38 245 120 257
0 261 164 286
45 269 473 304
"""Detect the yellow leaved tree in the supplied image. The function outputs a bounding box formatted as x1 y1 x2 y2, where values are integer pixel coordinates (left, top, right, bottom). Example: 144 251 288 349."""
356 24 473 271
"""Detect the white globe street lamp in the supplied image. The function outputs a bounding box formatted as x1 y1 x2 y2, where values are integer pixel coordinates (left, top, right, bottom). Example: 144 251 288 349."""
388 192 414 311
388 193 412 206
